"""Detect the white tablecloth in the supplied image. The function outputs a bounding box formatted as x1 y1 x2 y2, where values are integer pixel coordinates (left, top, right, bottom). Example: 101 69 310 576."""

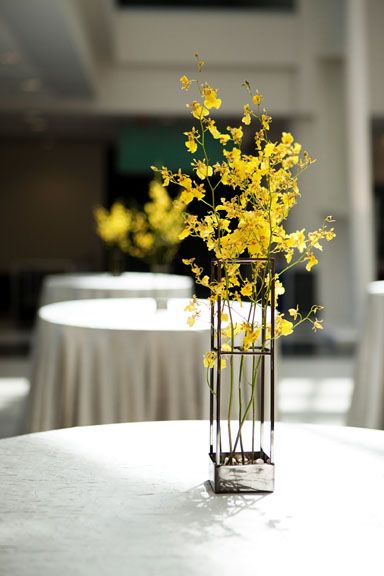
28 298 211 432
348 280 384 428
40 272 194 306
1 420 384 576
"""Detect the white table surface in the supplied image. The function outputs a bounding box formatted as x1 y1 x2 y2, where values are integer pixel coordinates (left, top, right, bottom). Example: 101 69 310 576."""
348 280 384 428
40 272 194 306
0 420 383 576
28 298 211 432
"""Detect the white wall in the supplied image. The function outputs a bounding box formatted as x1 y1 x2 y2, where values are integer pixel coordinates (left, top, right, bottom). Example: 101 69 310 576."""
368 0 384 115
101 6 304 116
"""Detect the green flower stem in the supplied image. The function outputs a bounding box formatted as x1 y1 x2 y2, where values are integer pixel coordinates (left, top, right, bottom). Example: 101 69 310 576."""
199 117 216 211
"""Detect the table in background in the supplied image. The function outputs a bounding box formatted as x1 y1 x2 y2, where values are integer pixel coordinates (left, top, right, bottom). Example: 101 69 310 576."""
1 420 383 576
348 280 384 428
40 272 194 307
28 298 210 432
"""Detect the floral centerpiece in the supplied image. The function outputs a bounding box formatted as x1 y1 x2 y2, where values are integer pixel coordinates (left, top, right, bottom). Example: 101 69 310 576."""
94 202 132 275
94 179 186 273
126 178 186 271
153 55 335 493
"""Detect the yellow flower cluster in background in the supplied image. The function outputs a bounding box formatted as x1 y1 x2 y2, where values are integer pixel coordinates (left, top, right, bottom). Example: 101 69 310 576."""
94 202 132 247
94 179 186 266
128 179 186 265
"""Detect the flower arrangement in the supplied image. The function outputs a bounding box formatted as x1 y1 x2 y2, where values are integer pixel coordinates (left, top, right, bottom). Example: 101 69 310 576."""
94 202 132 275
127 178 186 267
94 202 132 250
152 56 335 491
94 178 186 269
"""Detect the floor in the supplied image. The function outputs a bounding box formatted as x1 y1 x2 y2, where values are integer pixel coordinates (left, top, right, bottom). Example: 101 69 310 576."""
0 349 355 439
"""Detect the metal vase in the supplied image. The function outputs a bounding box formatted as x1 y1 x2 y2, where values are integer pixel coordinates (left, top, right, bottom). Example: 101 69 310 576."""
209 258 275 494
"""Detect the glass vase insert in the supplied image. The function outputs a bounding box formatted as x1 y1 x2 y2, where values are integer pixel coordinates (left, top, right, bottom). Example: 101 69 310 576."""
108 246 125 276
208 258 275 494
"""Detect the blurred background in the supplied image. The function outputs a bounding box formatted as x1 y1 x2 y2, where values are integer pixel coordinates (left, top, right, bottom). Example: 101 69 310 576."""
0 0 382 436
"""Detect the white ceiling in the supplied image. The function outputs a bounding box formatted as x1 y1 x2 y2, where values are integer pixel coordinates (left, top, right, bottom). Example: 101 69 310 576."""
0 0 114 139
3 0 381 142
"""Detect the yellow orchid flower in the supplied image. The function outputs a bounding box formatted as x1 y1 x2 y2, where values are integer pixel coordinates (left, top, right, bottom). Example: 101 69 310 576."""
185 133 197 153
206 119 222 139
203 85 222 110
194 160 213 180
312 319 324 331
227 126 243 145
189 101 209 119
203 351 217 368
180 75 191 90
240 280 253 297
288 307 299 320
305 252 318 271
276 315 294 337
242 104 252 125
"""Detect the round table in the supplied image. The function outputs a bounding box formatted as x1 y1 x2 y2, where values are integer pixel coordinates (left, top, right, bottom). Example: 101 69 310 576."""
0 420 383 576
348 280 384 428
28 298 211 432
39 272 194 307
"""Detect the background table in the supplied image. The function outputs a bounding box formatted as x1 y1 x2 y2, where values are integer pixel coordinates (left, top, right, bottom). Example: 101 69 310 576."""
40 272 194 307
347 280 384 428
28 298 210 432
1 420 383 576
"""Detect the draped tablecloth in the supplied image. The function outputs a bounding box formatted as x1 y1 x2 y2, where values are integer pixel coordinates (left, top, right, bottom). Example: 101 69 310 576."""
1 420 384 576
40 272 194 306
28 298 210 432
347 280 384 428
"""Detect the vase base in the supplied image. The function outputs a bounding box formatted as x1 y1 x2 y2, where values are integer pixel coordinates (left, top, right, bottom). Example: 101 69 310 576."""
209 452 274 493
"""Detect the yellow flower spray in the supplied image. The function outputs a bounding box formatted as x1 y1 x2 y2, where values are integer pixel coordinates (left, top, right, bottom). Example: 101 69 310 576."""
94 179 187 268
94 202 132 248
153 55 335 463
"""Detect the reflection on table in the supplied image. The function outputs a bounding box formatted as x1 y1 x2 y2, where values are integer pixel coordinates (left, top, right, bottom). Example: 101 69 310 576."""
1 420 383 576
28 298 210 432
40 272 194 306
348 280 384 428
